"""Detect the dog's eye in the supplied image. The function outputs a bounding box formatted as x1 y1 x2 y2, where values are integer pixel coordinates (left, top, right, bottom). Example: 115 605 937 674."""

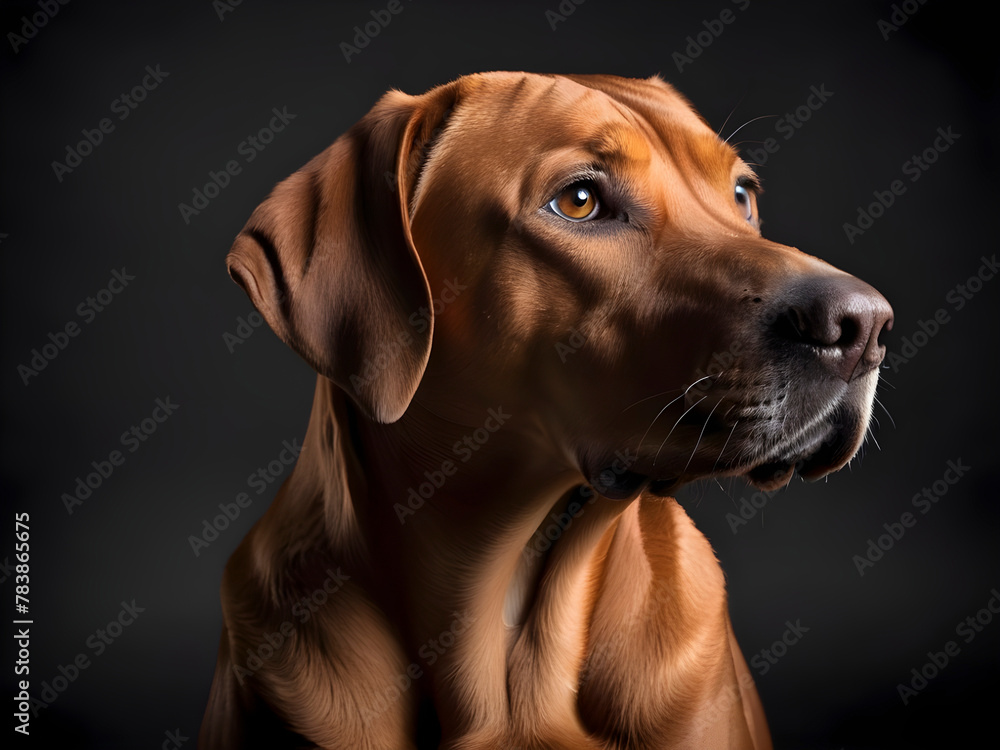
735 183 754 223
549 181 600 222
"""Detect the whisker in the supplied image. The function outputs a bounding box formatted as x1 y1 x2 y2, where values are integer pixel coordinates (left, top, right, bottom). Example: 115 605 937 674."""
637 392 688 453
654 395 707 465
683 398 722 474
873 393 896 429
716 93 747 139
620 387 684 414
637 375 715 453
712 419 739 474
724 114 778 144
870 430 882 452
713 477 736 504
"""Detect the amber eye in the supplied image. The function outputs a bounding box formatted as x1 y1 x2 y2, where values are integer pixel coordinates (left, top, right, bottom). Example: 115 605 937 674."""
549 181 600 222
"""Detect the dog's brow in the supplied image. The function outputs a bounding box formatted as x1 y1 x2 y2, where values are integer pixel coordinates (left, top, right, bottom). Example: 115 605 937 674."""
582 123 651 167
598 89 741 185
684 132 742 184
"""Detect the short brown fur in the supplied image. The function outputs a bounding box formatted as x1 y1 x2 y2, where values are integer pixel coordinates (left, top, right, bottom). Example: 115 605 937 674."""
201 72 892 749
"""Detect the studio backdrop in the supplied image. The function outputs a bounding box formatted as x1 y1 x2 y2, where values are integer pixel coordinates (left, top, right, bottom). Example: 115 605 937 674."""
1 1 997 747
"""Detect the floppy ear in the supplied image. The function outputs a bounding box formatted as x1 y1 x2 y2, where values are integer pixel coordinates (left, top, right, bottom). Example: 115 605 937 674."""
227 85 457 423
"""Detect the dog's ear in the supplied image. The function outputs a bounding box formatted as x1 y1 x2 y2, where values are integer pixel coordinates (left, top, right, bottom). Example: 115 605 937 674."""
226 85 457 423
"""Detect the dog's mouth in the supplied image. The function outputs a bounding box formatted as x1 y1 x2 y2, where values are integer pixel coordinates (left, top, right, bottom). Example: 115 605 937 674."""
740 400 849 490
584 370 878 498
742 424 844 491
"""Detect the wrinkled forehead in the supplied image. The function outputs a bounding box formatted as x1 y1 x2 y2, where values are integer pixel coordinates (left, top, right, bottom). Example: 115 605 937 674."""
565 74 740 181
417 73 740 209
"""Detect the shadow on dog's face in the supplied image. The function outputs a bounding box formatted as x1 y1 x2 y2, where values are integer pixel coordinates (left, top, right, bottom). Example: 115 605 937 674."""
407 73 893 498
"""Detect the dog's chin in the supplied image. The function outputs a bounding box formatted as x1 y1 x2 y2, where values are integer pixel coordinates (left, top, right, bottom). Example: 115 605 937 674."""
743 398 870 490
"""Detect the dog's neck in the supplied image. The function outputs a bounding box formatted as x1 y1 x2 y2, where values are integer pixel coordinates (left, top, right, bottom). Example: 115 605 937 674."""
296 377 730 743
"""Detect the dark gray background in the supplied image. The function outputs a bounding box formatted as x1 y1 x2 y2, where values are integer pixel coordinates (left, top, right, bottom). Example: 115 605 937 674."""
2 0 997 747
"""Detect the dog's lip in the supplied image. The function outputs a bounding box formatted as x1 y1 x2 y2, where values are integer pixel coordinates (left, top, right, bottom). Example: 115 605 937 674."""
588 395 860 495
745 460 797 490
742 414 855 488
795 425 855 481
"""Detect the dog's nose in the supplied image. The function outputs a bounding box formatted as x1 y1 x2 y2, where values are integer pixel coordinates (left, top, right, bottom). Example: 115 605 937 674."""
770 275 894 382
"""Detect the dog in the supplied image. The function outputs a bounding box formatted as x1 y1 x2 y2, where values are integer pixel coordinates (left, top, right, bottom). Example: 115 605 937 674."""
200 72 893 749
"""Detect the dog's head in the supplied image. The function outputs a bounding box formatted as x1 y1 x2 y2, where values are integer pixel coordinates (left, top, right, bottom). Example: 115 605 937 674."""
228 72 892 498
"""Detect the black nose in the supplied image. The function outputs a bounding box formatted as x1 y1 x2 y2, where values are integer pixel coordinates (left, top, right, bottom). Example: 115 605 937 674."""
770 275 894 382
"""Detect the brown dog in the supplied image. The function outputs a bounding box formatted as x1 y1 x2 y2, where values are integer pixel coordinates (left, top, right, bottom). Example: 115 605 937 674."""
200 72 892 749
